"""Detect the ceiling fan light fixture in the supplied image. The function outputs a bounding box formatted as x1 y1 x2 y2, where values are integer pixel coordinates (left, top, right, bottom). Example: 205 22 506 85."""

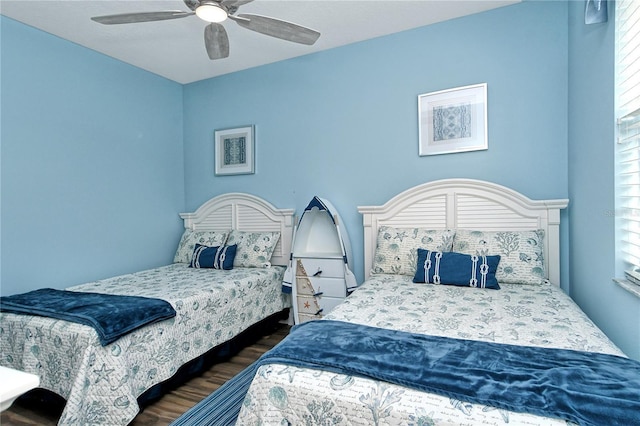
196 2 228 23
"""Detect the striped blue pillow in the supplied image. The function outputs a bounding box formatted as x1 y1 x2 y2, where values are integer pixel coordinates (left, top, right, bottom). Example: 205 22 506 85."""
190 244 237 270
413 249 501 289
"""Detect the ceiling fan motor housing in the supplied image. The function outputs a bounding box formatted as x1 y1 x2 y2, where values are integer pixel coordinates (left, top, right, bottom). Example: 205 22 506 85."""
196 2 229 23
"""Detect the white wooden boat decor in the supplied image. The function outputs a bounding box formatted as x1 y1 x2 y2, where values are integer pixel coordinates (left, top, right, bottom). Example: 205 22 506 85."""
284 197 357 324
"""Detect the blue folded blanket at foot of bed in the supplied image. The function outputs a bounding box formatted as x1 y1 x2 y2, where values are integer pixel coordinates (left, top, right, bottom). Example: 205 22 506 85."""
172 319 640 426
0 288 176 345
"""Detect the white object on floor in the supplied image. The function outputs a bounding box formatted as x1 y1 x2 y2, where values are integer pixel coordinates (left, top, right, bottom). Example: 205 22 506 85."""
0 366 39 412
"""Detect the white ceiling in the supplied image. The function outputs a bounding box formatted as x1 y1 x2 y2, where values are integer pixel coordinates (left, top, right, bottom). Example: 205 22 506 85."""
1 0 519 84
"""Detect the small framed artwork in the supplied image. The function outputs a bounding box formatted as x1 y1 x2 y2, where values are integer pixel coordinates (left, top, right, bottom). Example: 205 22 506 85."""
418 83 487 156
214 125 255 176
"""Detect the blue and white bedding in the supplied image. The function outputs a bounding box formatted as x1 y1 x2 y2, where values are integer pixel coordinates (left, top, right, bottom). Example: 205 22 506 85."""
0 288 177 346
236 275 627 425
0 263 289 426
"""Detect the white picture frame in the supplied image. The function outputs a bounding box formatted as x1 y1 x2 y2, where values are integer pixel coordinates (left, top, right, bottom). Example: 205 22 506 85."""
214 125 255 176
418 83 487 156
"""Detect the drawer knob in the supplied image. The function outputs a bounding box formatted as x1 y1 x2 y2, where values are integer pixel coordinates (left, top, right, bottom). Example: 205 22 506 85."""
313 268 322 277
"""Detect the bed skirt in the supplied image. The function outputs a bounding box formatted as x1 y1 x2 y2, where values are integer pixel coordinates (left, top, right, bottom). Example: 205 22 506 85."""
10 308 290 417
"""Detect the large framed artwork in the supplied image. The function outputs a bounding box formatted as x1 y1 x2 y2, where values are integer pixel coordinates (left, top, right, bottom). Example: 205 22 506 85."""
418 83 487 156
214 125 255 176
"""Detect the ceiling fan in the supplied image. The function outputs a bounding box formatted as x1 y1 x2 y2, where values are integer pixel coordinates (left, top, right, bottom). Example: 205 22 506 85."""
91 0 320 60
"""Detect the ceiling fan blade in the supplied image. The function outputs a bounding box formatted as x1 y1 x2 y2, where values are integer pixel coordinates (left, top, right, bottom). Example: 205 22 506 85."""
231 14 320 45
91 11 194 25
204 23 230 59
222 0 254 7
183 0 200 11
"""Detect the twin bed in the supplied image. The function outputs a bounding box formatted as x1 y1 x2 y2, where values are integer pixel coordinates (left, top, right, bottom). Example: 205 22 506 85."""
3 179 639 426
0 193 295 425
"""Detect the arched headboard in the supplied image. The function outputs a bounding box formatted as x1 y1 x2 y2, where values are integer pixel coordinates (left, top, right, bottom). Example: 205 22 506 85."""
358 179 569 284
179 193 295 267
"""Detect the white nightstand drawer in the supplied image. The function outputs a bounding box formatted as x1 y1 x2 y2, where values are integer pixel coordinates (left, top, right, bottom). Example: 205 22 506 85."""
296 275 346 298
317 296 344 315
296 295 323 315
298 313 322 323
296 258 344 278
297 295 344 317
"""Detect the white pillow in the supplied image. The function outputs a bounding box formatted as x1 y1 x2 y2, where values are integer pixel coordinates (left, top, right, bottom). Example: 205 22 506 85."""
453 229 546 285
226 230 281 268
372 226 455 276
173 229 229 264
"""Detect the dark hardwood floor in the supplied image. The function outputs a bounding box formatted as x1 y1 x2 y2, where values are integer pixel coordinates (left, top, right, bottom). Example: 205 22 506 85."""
1 323 290 426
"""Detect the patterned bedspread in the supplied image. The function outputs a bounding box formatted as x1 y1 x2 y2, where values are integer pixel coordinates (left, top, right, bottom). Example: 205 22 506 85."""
0 263 289 426
237 274 625 426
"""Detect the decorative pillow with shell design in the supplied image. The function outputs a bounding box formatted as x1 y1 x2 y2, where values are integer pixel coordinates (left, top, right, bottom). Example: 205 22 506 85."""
453 229 545 285
173 229 229 264
226 230 281 268
371 226 455 276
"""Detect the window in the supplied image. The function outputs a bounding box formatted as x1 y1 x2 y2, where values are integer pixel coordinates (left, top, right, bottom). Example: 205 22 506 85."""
616 0 640 276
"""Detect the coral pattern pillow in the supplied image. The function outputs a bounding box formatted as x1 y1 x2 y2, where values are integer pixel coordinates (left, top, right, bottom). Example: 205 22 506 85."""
372 226 455 276
173 229 229 264
226 230 281 268
453 229 545 285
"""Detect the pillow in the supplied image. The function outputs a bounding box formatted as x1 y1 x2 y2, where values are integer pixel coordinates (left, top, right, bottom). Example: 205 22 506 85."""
413 249 501 289
225 230 281 268
173 229 229 264
190 244 237 270
452 229 545 285
371 226 455 276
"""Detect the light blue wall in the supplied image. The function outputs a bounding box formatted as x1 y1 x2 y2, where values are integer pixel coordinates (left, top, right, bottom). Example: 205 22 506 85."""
184 1 569 290
567 1 640 360
2 0 638 360
0 16 185 296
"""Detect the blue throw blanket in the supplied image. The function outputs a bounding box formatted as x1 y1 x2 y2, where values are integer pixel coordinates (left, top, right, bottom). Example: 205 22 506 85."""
172 320 640 426
0 288 176 346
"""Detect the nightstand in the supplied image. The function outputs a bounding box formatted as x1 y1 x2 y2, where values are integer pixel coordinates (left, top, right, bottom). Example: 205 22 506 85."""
291 197 356 324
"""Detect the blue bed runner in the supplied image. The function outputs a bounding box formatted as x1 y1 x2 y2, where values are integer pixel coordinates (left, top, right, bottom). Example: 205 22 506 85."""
0 288 176 346
172 319 640 426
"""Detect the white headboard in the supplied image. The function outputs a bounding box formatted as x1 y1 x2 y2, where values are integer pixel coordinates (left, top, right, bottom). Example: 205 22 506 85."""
179 193 295 267
358 179 569 285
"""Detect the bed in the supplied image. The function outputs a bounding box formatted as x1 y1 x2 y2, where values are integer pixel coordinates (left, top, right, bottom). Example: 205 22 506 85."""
178 179 640 426
0 192 295 426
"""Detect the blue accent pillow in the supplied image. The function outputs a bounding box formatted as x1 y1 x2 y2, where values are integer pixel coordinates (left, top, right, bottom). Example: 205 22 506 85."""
413 249 501 289
190 244 237 270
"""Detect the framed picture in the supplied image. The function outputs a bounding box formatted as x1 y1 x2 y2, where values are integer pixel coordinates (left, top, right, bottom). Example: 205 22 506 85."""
214 125 255 175
418 83 487 156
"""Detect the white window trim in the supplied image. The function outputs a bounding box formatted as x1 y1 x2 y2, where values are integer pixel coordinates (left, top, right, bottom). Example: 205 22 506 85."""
615 0 640 296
